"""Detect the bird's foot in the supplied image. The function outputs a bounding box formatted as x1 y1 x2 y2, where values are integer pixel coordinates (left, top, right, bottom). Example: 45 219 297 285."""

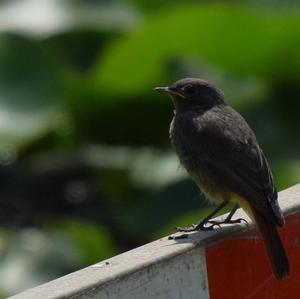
175 217 247 233
220 217 248 225
175 220 221 232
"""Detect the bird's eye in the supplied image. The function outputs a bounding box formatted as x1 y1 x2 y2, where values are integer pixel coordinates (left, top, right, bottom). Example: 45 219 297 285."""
182 84 197 95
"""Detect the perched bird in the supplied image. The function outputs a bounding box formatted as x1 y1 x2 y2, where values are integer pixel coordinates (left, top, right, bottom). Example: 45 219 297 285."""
155 78 289 280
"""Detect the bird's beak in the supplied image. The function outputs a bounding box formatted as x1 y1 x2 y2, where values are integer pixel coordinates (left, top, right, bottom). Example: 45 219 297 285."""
155 86 184 98
154 86 171 93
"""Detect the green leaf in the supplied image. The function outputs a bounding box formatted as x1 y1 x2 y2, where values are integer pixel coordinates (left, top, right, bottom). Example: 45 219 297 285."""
0 34 66 148
93 4 300 97
61 218 117 265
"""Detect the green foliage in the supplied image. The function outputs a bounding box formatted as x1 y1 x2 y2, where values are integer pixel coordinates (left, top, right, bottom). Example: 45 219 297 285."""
93 5 300 97
60 218 117 265
0 34 65 147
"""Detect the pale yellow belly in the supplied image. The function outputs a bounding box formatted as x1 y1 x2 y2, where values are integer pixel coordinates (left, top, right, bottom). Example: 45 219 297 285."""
192 175 255 222
189 169 255 222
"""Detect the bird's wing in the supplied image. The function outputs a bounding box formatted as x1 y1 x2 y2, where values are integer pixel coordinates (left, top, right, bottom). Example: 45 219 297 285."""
177 108 283 225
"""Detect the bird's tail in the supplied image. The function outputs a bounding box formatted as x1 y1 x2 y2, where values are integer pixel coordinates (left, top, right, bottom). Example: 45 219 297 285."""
253 208 289 279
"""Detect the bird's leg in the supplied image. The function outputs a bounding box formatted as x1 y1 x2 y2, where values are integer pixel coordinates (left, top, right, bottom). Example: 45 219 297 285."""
216 204 248 225
175 203 248 234
175 201 229 233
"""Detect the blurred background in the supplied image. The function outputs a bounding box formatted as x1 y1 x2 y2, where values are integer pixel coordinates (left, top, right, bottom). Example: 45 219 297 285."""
0 0 300 297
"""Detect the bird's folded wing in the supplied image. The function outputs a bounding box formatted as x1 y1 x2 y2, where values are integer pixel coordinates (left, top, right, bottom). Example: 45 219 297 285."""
178 111 283 225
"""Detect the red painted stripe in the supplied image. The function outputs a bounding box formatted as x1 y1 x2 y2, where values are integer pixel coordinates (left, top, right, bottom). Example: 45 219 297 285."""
205 213 300 299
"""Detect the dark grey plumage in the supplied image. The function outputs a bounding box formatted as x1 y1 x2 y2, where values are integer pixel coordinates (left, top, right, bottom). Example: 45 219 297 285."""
170 103 283 227
156 78 289 279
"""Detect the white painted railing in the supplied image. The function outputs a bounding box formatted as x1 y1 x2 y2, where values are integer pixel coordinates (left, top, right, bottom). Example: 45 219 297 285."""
8 184 300 299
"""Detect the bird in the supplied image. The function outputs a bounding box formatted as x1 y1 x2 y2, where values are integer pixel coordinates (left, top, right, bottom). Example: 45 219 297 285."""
155 78 289 280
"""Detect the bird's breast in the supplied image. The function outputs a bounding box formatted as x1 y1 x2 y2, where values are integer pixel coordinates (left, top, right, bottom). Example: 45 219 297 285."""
169 115 203 172
170 115 225 203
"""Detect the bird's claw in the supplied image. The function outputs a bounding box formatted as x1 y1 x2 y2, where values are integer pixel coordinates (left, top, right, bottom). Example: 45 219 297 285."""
221 217 248 225
175 224 197 232
175 220 221 232
236 218 248 225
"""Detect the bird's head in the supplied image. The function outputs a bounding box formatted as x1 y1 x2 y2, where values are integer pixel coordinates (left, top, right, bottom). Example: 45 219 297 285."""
155 78 225 112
